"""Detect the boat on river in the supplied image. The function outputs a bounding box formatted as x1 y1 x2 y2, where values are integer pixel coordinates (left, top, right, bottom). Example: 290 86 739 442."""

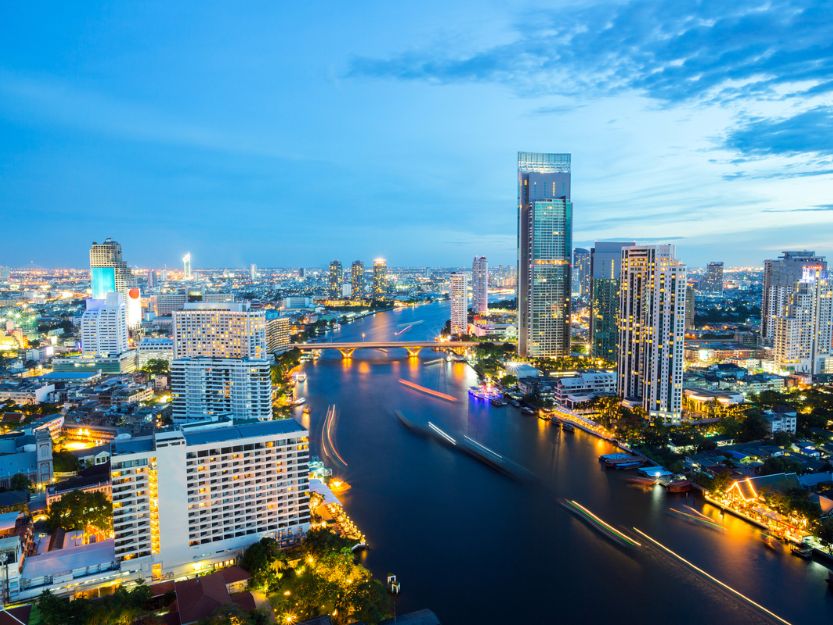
791 544 813 559
292 397 307 406
561 422 575 433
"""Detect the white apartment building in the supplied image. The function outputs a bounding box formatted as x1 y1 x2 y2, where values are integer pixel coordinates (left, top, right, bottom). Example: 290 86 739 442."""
774 268 833 378
618 245 687 422
449 272 469 336
111 420 310 581
81 292 129 357
171 358 273 423
173 302 266 359
266 317 291 354
471 256 489 314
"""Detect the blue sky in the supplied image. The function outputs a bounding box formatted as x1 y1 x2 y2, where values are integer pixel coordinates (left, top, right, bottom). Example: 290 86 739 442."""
1 0 832 269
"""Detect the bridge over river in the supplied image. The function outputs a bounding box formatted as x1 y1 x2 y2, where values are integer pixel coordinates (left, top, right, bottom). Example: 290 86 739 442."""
290 340 475 358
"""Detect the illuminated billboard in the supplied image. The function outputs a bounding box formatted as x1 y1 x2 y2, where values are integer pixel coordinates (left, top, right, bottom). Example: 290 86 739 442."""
91 267 116 299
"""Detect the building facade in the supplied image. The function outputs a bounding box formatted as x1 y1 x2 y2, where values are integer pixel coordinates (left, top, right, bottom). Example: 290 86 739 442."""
700 262 724 296
172 302 271 423
372 258 387 299
471 256 489 314
589 241 634 361
266 316 291 354
449 272 469 336
328 260 343 299
89 238 134 299
81 292 129 357
111 420 310 581
762 251 827 344
170 359 273 423
173 303 267 360
572 248 591 299
517 152 572 358
351 261 365 297
617 245 687 422
774 267 833 378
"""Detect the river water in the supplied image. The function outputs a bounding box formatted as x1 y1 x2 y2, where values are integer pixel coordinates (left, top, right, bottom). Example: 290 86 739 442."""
295 301 833 625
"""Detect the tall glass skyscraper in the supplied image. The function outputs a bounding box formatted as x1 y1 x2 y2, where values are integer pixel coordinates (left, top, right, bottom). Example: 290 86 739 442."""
590 241 634 361
517 152 572 358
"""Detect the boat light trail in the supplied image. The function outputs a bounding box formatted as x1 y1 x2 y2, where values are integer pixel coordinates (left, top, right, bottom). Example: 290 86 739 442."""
427 422 457 445
322 404 348 467
632 528 792 625
669 508 724 531
398 379 457 402
563 499 642 547
464 436 503 460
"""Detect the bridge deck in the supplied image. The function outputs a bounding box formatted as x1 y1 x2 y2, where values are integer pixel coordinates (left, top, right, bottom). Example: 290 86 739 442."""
291 341 475 349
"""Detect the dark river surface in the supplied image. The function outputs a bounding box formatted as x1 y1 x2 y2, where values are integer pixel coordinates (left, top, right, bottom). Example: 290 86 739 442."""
295 301 833 625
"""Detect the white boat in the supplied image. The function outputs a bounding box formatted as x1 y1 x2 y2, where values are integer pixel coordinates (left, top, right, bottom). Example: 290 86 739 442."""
292 397 307 406
295 373 307 382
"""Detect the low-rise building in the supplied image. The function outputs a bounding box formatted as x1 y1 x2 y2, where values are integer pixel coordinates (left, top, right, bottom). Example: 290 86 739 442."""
763 408 797 435
0 379 55 405
137 338 174 367
552 370 617 405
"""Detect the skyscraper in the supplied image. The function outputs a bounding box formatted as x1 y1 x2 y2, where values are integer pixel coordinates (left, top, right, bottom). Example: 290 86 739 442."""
685 285 696 330
762 251 827 344
471 256 489 314
172 302 266 359
700 262 724 296
618 245 687 423
372 258 388 299
81 291 129 357
774 267 833 378
517 152 572 358
250 263 257 281
171 303 270 423
182 253 192 280
573 248 591 299
328 260 343 298
351 261 365 297
589 241 634 361
90 238 134 298
449 272 469 335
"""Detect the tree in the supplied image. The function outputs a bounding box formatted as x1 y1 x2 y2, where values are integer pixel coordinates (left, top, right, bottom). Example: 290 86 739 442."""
817 516 833 552
142 358 169 376
9 473 31 493
47 490 112 534
53 450 81 473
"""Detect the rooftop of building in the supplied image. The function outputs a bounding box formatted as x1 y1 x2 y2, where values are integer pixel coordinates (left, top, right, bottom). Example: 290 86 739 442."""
183 419 306 446
21 538 116 580
172 566 253 625
113 419 307 456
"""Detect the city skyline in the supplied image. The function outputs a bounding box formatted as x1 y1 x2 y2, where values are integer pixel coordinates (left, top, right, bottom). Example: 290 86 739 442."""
3 2 832 268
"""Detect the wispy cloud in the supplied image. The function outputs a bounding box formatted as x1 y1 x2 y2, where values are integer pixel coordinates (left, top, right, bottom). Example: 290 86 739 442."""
348 0 833 105
763 204 833 213
724 107 833 157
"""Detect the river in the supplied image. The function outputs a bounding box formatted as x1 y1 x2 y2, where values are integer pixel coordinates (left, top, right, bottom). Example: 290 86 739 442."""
295 301 833 625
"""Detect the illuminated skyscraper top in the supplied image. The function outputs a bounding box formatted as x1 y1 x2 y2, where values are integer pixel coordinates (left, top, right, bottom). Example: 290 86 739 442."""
372 258 388 299
89 238 134 300
517 152 572 358
182 253 193 280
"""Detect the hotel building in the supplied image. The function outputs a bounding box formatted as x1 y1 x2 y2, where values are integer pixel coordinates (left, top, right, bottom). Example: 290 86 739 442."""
110 419 310 580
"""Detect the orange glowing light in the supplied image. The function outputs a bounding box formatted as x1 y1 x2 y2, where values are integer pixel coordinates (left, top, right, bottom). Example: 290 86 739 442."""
398 379 457 402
